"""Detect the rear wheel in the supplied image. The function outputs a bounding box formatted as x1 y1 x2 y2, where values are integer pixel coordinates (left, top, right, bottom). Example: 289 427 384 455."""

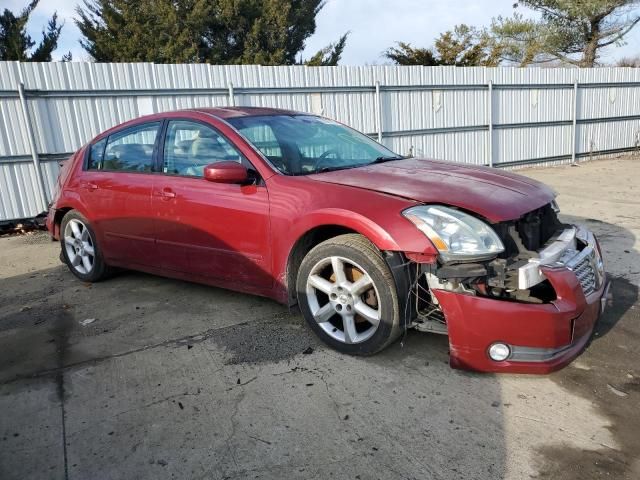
296 234 402 355
60 211 109 282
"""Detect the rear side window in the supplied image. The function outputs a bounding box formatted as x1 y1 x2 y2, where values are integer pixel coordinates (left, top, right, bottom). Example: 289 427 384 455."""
97 122 161 172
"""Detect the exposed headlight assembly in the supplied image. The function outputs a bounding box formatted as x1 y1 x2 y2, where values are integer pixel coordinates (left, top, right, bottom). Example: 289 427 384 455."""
403 205 505 262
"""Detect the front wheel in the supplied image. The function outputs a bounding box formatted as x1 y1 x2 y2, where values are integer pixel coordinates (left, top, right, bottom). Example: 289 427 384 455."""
60 210 109 282
296 234 402 355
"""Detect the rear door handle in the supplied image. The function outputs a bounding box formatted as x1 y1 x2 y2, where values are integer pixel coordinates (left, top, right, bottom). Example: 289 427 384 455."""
82 182 98 191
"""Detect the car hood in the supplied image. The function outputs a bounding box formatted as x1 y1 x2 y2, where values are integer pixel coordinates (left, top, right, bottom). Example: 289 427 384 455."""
307 158 555 222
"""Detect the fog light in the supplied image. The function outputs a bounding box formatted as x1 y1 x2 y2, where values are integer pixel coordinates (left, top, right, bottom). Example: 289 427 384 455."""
488 343 511 362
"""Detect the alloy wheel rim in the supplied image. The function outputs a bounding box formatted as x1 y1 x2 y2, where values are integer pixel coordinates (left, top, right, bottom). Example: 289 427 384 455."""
64 219 95 275
306 256 381 344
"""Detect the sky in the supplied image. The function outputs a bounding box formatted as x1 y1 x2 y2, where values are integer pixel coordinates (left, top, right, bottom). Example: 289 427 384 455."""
5 0 640 65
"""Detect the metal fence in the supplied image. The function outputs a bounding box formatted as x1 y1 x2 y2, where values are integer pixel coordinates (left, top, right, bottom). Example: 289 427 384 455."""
1 61 640 223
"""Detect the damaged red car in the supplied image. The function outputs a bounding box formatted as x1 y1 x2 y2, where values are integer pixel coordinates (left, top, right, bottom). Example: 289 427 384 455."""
47 107 609 373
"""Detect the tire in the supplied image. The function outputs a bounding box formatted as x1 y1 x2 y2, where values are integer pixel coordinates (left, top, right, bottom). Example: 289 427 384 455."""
60 210 109 282
296 234 402 355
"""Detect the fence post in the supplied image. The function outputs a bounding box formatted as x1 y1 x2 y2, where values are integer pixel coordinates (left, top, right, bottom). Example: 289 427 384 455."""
487 80 494 168
374 80 383 143
16 63 49 213
228 82 235 107
571 79 579 165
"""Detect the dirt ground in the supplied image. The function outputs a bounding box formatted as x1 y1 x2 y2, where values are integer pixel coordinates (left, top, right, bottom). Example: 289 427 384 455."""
0 156 638 480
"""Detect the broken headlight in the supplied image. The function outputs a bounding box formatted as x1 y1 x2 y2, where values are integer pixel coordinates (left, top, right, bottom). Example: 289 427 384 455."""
403 205 505 262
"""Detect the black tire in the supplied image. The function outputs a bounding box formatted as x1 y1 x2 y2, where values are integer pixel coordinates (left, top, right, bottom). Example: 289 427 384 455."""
60 210 109 282
296 234 402 355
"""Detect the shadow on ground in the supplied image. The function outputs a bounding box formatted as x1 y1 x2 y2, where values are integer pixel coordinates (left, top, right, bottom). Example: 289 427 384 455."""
0 258 507 479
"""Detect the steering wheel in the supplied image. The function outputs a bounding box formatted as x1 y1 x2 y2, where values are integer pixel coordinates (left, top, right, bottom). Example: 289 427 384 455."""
315 149 340 172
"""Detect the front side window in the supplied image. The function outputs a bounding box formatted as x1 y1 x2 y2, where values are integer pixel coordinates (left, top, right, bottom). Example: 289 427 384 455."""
163 120 243 177
227 115 401 175
87 138 107 170
101 122 160 172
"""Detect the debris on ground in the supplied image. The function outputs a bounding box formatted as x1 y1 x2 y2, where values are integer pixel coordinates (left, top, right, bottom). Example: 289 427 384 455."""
79 318 96 326
607 384 629 397
0 221 46 238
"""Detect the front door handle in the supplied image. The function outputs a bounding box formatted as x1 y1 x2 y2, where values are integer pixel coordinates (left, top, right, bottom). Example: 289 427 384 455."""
156 188 176 200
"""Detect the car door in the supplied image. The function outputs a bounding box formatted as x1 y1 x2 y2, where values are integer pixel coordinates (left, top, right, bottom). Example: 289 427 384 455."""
152 119 272 289
76 121 161 266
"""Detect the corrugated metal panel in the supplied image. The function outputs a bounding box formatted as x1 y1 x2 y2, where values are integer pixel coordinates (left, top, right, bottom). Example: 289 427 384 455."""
494 88 573 124
2 62 640 222
389 130 489 165
577 119 640 153
495 126 571 165
0 161 44 220
0 98 30 156
580 86 640 119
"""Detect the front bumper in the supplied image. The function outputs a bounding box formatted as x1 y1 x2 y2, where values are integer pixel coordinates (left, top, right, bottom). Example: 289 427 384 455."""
432 226 609 374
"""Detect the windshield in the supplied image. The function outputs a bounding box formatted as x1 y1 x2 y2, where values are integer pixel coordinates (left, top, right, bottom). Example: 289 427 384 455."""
226 114 402 175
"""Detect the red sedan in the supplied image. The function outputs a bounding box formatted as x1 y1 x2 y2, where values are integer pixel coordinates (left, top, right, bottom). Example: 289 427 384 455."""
46 107 609 373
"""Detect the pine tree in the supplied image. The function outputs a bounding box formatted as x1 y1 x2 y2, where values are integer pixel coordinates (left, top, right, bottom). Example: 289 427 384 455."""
75 0 337 65
384 25 501 66
0 0 66 61
305 33 349 66
76 0 209 63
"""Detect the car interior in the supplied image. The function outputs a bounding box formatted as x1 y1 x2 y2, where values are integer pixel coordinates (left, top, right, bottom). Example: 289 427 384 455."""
164 125 240 177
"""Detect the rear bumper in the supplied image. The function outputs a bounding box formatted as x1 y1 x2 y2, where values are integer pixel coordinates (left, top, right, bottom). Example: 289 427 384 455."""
45 206 58 239
431 229 609 374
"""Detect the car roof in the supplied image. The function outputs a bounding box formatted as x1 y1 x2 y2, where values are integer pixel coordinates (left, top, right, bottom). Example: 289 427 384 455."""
188 106 306 119
92 107 310 142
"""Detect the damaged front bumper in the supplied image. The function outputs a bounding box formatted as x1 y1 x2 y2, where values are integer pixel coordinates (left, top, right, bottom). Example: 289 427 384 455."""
428 226 610 374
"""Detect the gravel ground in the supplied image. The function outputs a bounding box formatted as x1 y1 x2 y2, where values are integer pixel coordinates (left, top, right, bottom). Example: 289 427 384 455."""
0 156 638 480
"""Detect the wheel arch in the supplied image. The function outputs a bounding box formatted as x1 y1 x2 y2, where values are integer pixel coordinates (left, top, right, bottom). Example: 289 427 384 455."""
283 208 406 305
286 224 359 305
51 198 92 238
52 207 74 238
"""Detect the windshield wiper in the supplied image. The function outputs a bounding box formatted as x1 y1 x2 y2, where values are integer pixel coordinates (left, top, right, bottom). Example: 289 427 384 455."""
316 165 352 173
313 156 405 174
370 155 405 165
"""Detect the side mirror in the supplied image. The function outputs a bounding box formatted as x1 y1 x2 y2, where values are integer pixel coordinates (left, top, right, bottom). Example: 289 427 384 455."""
203 161 249 184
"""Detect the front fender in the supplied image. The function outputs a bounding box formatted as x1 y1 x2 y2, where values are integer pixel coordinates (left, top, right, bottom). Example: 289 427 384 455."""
289 208 402 251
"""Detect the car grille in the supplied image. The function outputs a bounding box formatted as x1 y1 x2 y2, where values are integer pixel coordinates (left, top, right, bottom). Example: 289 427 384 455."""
569 255 597 296
562 237 604 297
